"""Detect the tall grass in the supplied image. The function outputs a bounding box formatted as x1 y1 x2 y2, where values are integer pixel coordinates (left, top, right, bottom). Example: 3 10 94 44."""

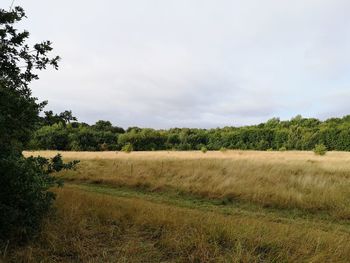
26 151 350 219
5 187 350 262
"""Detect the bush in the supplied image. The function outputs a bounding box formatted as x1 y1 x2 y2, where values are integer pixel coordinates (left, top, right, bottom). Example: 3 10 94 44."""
279 146 287 152
220 147 227 153
122 143 133 153
201 146 208 153
314 144 327 156
99 143 109 151
0 154 78 242
69 140 82 151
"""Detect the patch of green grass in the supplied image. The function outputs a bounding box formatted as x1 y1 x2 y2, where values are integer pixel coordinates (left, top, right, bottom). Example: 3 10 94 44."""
69 183 350 233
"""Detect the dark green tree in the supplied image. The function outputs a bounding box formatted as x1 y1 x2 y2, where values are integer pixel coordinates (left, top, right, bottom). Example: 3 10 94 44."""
93 120 113 131
0 6 77 242
59 110 77 124
41 110 77 126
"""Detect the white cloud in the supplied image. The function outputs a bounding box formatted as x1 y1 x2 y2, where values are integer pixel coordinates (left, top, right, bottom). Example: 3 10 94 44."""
16 0 350 127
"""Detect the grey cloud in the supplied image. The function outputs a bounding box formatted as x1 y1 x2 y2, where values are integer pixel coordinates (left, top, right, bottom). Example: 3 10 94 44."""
16 0 350 128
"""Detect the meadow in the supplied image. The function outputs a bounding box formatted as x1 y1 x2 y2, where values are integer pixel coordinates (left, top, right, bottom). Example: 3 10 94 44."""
6 150 350 262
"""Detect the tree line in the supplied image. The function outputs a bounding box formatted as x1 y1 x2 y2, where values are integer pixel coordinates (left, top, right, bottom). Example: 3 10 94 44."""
28 114 350 151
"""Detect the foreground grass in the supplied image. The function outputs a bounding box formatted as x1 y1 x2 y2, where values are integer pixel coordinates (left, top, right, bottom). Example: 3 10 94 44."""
14 150 350 262
4 186 350 262
26 150 350 220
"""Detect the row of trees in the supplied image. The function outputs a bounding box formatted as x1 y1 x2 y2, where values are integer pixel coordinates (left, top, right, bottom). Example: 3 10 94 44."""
29 115 350 151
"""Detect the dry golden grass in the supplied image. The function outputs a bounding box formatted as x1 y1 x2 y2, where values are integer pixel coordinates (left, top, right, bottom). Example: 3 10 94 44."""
24 150 350 219
14 150 350 262
23 149 350 162
5 186 350 263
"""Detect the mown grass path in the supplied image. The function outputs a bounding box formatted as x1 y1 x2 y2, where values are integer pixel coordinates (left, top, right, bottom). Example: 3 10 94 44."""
7 183 350 262
68 182 350 234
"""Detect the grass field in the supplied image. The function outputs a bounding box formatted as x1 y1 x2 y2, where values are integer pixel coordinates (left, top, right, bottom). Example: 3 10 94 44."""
6 150 350 262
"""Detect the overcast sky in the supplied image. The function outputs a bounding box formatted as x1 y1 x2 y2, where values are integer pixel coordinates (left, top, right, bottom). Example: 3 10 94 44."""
12 0 350 128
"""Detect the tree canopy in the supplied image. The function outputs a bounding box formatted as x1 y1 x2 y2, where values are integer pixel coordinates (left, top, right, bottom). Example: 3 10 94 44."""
28 115 350 152
0 6 77 242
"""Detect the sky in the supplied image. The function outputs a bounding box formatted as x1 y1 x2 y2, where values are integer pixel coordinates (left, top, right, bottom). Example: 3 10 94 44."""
11 0 350 128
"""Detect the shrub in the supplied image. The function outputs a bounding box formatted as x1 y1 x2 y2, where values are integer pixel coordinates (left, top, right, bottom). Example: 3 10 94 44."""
122 143 133 153
279 146 287 152
70 140 82 151
0 154 79 242
201 146 208 153
314 144 327 156
99 143 109 151
220 147 227 153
